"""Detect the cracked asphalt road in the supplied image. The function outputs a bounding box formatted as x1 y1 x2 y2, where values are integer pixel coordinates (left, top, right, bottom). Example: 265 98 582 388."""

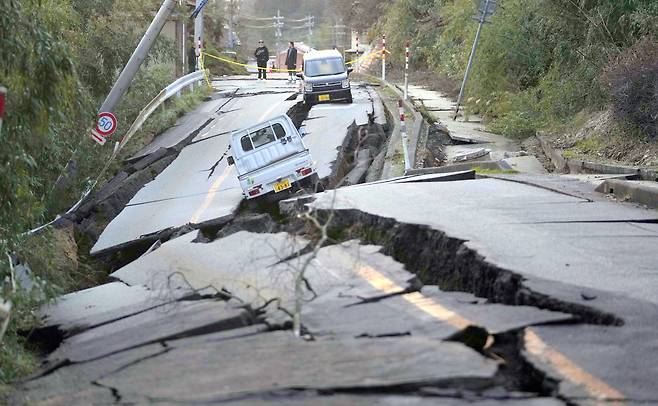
13 77 658 405
91 78 382 255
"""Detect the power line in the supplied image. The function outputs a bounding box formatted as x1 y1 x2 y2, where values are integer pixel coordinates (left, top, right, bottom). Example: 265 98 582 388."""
242 23 276 29
241 14 276 21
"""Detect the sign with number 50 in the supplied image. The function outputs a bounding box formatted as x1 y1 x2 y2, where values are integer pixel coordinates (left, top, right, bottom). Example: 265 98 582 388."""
96 112 117 137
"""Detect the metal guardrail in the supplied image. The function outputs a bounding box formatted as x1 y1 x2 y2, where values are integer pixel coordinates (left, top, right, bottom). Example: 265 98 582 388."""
118 70 206 151
25 70 209 237
4 70 208 343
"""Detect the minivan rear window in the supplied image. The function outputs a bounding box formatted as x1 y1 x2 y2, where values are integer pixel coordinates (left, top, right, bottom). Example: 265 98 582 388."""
305 58 345 77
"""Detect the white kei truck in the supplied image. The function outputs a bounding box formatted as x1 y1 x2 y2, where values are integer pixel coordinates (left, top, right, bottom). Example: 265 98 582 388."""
227 114 319 200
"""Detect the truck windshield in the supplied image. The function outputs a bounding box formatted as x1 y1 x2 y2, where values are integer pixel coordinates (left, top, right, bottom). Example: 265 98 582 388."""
304 58 345 77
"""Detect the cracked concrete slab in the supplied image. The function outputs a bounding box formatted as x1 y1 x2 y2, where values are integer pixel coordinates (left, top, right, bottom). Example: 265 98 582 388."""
91 87 298 255
523 322 658 404
91 81 380 255
130 96 229 161
48 298 249 363
502 156 548 174
303 285 572 340
111 231 309 309
98 331 498 403
303 86 376 180
299 177 658 403
263 240 419 315
111 231 416 317
335 170 476 191
38 282 192 336
201 394 564 406
14 326 269 406
308 178 658 306
191 91 298 144
13 343 165 405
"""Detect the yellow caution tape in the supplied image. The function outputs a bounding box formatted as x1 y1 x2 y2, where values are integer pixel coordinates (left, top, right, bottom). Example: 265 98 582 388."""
345 49 387 65
201 48 391 74
202 52 301 73
198 55 212 87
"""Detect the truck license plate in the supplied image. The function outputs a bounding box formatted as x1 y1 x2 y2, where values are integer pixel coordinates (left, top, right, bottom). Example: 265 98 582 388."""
318 94 330 101
273 179 291 193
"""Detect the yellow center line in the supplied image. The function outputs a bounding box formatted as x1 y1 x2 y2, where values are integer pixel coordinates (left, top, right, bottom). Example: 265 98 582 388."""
357 266 472 330
188 97 286 224
189 165 232 224
356 265 625 401
524 329 625 402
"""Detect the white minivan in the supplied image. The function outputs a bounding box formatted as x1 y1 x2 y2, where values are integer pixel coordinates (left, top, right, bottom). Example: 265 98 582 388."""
227 115 319 199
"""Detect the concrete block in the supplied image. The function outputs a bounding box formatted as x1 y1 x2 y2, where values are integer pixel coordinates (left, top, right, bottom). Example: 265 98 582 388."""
595 179 658 209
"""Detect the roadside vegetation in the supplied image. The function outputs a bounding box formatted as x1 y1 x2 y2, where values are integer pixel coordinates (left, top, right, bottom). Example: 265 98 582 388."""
341 0 658 165
0 0 232 392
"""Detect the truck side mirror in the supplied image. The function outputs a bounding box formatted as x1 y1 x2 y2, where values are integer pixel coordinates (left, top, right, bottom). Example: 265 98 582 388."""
296 72 303 78
347 67 354 74
227 156 235 166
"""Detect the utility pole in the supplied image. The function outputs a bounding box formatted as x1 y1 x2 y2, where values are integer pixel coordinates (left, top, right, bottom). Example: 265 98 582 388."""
226 0 234 48
381 34 386 81
306 15 315 47
274 10 284 52
333 19 346 49
453 0 497 120
355 32 360 72
194 0 205 70
404 42 410 100
0 86 5 135
99 0 177 114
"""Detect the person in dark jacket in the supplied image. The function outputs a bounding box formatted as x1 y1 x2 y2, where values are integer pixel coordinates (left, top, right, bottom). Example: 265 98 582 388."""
254 40 269 80
285 41 298 83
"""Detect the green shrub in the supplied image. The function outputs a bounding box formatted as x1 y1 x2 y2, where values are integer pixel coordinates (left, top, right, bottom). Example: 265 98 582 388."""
603 37 658 139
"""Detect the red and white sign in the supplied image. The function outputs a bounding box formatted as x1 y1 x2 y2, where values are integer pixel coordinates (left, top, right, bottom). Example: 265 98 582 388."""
0 86 6 133
90 129 107 146
96 112 117 137
0 87 6 119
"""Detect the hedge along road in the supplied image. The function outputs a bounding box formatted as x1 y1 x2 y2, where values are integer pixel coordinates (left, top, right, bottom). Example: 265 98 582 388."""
91 77 383 255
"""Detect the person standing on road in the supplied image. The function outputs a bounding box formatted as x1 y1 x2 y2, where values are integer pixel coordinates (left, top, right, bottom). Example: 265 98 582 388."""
285 41 298 83
254 40 269 80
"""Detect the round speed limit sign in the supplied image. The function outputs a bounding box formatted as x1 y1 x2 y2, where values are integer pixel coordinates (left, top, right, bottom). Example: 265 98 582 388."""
96 112 118 137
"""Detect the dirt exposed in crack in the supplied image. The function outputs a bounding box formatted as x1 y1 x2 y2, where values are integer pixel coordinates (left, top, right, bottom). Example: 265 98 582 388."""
82 99 313 268
316 209 622 326
91 380 122 403
488 329 560 398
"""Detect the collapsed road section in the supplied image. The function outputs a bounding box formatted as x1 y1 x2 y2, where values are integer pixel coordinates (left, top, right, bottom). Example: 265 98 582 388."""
88 79 387 258
287 173 658 404
12 77 658 406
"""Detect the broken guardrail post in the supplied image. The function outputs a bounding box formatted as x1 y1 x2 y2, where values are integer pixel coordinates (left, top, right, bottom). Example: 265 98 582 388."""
404 42 410 100
399 100 412 172
0 86 6 135
381 34 387 81
0 253 16 344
